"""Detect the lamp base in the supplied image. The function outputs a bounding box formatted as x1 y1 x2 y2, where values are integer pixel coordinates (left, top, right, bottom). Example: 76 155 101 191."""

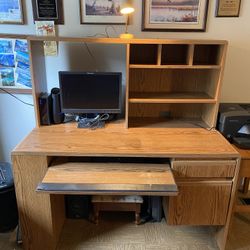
119 33 134 39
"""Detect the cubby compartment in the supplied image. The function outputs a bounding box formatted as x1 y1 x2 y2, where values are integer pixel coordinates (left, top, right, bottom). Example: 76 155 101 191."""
128 103 216 128
161 44 189 65
193 45 223 65
128 68 219 102
129 44 158 65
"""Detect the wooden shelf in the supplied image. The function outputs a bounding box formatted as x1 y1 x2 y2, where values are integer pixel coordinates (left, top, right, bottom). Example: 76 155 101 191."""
128 117 209 129
129 92 215 104
129 65 221 69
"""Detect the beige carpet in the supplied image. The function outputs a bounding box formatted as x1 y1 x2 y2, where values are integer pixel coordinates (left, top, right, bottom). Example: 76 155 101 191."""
1 212 250 250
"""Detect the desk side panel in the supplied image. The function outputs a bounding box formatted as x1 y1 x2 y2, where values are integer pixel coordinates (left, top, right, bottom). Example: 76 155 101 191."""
12 155 64 250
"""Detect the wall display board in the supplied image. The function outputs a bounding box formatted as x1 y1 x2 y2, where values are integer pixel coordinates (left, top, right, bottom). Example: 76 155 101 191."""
0 38 32 94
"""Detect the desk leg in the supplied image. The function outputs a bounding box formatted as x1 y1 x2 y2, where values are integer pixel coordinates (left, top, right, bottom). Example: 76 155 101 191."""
215 158 241 250
12 155 65 250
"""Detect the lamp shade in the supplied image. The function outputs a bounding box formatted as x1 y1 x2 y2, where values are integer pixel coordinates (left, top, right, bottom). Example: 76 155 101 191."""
120 0 134 14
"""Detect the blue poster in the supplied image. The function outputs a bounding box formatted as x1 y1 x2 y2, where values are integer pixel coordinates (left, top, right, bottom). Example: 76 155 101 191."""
0 40 13 53
15 40 28 53
0 53 15 67
16 51 30 65
0 68 15 86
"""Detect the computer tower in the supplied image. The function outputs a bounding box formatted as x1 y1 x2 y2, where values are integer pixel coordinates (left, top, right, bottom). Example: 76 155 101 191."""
65 195 90 219
38 93 52 125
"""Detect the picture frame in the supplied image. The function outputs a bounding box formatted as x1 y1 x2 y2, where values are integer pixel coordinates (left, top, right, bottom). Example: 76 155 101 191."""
32 0 64 25
142 0 209 32
79 0 126 24
0 0 24 24
216 0 241 17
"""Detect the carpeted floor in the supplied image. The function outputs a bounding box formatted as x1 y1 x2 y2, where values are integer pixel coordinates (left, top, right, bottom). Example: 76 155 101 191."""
1 212 250 250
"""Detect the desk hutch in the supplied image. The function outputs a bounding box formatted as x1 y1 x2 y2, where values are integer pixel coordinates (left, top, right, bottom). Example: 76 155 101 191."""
10 36 240 250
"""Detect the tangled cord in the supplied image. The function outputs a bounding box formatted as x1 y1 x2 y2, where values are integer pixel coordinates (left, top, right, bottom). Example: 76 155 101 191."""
77 114 110 129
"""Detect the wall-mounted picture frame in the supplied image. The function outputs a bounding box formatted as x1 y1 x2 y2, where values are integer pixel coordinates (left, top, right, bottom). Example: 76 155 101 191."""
32 0 64 24
142 0 209 32
216 0 241 17
80 0 126 24
0 0 24 24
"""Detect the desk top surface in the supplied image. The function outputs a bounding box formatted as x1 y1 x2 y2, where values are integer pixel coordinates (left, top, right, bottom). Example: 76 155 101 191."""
13 121 239 158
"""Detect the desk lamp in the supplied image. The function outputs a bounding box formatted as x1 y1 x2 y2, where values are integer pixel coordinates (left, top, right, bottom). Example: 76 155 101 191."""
119 1 135 39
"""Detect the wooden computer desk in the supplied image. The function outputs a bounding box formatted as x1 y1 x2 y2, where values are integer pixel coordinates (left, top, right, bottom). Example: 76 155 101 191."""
12 121 240 250
233 146 250 213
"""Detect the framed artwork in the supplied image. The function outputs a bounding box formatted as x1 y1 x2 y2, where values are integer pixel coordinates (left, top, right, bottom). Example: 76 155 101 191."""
80 0 126 24
216 0 241 17
32 0 64 24
142 0 209 32
0 0 24 24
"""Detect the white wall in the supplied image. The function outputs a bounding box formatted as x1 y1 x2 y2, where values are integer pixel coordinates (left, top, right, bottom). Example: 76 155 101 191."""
0 0 250 162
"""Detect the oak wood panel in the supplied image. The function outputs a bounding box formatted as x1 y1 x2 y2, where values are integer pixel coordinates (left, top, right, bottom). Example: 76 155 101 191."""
129 103 203 118
12 155 65 250
215 158 241 250
12 122 239 158
187 44 194 65
129 92 215 104
129 68 215 94
0 87 32 94
171 160 236 178
128 117 208 129
27 36 228 45
166 182 232 225
125 44 130 128
38 162 177 195
129 65 221 69
42 162 175 185
28 40 47 127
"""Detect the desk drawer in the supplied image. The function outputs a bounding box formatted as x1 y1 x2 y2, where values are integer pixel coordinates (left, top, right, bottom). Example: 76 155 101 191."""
166 181 232 225
171 159 236 178
37 162 178 196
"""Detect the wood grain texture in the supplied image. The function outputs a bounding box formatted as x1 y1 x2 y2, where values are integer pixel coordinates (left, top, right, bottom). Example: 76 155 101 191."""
38 162 177 195
27 36 228 45
0 88 32 94
12 122 239 158
42 162 175 185
12 155 65 250
171 159 236 178
166 181 232 225
28 40 47 127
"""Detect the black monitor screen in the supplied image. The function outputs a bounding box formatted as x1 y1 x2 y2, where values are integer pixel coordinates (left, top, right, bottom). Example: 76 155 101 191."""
59 72 122 114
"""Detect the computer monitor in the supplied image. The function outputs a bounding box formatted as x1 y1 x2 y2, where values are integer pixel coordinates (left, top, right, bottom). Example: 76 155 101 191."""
59 71 122 114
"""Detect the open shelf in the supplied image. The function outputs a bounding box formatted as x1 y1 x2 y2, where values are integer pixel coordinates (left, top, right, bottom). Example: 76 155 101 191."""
128 117 209 129
129 68 219 100
127 103 216 128
129 65 221 69
129 92 215 104
193 45 223 65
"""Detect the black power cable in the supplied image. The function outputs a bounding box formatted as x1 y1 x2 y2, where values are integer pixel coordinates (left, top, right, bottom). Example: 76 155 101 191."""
0 87 34 107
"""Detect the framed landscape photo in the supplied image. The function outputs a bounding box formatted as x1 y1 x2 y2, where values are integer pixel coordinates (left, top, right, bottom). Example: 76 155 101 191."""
0 0 24 24
80 0 126 24
142 0 209 32
216 0 241 17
